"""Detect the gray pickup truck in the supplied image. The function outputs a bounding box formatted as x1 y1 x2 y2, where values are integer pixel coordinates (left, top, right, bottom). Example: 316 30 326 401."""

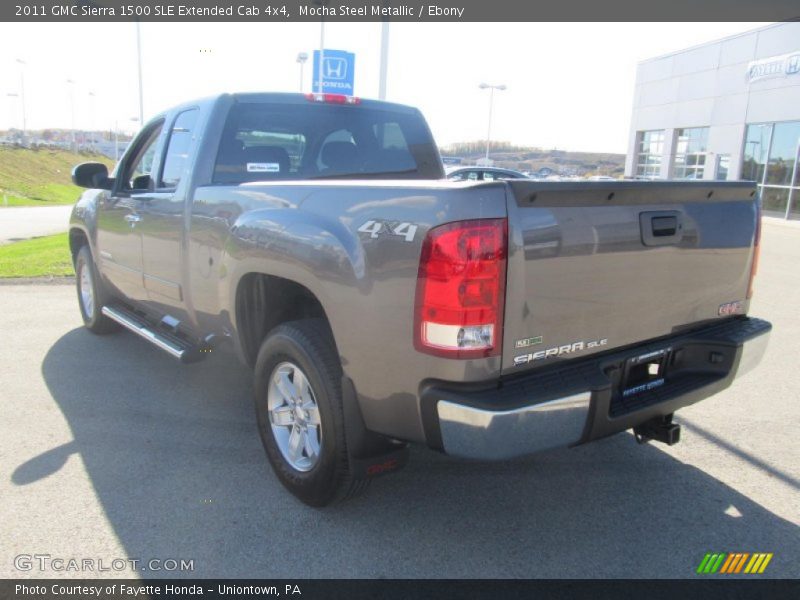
69 92 770 505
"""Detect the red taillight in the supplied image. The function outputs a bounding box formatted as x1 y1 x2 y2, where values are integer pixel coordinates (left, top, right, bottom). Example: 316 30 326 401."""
304 93 360 105
747 203 762 299
414 219 507 358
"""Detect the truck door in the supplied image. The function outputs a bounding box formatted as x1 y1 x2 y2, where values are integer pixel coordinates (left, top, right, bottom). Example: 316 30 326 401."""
137 108 200 325
96 120 164 302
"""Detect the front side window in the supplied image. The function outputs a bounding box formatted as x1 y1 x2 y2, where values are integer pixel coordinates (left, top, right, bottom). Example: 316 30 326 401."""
373 122 407 150
160 109 199 189
122 122 164 191
673 127 708 180
635 130 664 178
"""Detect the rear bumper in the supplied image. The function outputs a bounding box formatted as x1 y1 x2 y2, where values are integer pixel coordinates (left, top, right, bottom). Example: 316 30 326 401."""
421 317 771 460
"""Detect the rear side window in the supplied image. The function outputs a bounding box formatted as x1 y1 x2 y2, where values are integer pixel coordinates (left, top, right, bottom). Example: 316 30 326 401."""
160 109 199 188
213 101 441 183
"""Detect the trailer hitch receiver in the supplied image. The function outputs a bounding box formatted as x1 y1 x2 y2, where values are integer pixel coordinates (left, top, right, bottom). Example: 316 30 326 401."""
634 414 681 446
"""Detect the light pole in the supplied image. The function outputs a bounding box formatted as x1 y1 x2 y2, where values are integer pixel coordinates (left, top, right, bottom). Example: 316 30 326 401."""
479 83 506 163
88 91 96 152
16 59 27 139
66 79 76 150
313 0 328 93
6 93 20 137
319 25 325 94
135 21 144 124
746 140 760 180
378 21 390 100
296 52 308 92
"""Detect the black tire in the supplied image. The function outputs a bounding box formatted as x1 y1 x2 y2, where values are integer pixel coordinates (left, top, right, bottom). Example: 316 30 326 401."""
74 245 119 334
254 319 368 506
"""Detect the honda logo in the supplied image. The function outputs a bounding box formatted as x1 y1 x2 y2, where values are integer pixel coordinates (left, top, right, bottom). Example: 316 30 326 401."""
323 57 347 80
313 49 355 94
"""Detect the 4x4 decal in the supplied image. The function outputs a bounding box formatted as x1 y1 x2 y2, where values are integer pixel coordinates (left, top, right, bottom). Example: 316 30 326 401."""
357 220 418 242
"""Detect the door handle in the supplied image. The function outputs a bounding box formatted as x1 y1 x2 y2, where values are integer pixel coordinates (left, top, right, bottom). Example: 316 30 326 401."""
651 216 678 237
124 214 142 226
640 211 683 246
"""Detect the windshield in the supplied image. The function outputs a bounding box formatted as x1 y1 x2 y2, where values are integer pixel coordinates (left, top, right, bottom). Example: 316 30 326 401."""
213 101 442 183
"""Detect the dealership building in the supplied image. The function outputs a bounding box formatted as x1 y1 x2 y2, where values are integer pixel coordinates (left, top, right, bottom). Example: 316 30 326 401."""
625 22 800 219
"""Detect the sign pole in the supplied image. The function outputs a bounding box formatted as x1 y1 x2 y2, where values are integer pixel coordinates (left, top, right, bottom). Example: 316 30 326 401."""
136 21 144 124
318 21 325 93
379 22 390 100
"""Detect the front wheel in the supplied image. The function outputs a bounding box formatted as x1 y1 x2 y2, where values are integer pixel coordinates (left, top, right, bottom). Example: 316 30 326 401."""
74 245 119 334
253 319 368 506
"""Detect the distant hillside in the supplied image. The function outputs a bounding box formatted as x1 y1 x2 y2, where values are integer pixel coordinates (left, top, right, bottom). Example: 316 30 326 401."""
440 141 625 177
0 146 116 207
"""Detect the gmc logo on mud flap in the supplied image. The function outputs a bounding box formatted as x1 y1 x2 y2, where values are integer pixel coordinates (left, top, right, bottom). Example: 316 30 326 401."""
366 459 399 476
718 301 743 316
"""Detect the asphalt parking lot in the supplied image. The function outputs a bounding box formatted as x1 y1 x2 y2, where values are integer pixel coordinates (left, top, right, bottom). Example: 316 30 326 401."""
1 220 798 579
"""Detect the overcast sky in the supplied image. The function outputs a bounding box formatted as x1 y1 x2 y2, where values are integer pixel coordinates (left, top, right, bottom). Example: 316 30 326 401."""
0 22 767 153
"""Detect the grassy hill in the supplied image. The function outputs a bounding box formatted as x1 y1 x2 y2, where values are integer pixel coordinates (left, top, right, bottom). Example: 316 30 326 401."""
441 142 626 177
0 146 115 207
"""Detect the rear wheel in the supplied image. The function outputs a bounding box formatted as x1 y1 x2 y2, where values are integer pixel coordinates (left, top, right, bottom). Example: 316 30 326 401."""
254 319 368 506
74 245 119 334
267 361 324 472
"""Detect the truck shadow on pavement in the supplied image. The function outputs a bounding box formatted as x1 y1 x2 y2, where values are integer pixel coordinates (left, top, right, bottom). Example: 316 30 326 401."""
23 327 800 578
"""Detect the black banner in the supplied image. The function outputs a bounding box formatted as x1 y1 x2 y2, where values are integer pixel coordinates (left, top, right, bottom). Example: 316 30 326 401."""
3 580 800 600
3 0 800 22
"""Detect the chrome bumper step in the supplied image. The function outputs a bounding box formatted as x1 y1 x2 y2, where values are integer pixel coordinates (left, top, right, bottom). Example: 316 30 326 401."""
101 305 206 363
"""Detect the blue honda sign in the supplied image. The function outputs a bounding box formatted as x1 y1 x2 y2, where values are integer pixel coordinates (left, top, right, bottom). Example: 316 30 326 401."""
312 49 355 95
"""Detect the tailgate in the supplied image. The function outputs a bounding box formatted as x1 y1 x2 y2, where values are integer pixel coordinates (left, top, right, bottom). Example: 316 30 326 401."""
502 180 759 375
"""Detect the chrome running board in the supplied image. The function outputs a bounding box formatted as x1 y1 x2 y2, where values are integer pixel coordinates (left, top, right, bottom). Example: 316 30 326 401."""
101 305 205 363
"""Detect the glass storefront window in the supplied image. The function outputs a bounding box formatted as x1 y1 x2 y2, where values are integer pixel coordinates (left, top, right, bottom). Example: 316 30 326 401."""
716 154 730 180
742 120 800 220
765 121 800 186
674 127 708 179
742 123 772 183
760 187 790 216
635 130 664 178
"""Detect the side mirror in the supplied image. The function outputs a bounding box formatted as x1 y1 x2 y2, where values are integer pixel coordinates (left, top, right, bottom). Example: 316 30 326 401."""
72 162 112 190
131 174 152 191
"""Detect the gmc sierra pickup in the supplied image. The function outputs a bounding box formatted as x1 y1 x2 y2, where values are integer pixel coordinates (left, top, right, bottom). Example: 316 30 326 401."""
69 92 770 506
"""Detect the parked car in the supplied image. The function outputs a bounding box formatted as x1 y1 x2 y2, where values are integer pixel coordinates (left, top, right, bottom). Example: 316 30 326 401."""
446 166 528 181
69 92 770 506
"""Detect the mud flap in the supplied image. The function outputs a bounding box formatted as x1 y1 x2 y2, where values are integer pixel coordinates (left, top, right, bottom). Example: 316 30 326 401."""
341 375 409 479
